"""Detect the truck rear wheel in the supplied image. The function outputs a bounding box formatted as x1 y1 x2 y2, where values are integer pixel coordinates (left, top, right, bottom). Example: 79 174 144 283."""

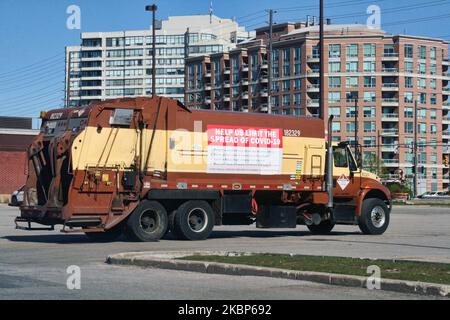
125 200 168 241
307 220 335 235
171 200 215 240
358 198 390 235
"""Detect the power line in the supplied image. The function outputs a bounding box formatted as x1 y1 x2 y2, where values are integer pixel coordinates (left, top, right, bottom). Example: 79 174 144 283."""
0 52 64 78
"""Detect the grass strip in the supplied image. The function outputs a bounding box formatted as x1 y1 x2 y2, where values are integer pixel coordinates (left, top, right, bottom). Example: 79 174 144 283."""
179 254 450 285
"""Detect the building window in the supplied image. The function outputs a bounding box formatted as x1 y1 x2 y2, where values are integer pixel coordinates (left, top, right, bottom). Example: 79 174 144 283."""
346 61 358 72
328 62 341 73
346 122 356 133
430 78 437 90
329 77 341 88
294 47 301 75
363 106 376 118
418 63 426 74
346 77 358 88
384 44 395 56
404 122 413 134
430 94 437 105
405 77 413 88
363 92 376 102
430 47 437 60
329 44 341 58
346 44 358 58
404 107 413 118
364 121 376 133
329 107 341 118
363 43 376 57
404 92 413 104
332 122 341 133
418 45 427 60
404 44 414 58
430 109 437 120
328 92 341 103
363 61 375 72
404 61 413 73
417 78 426 89
363 76 376 88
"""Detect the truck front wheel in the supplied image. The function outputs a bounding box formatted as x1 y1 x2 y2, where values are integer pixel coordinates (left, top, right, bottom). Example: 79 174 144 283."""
358 198 390 235
171 200 215 240
125 200 168 241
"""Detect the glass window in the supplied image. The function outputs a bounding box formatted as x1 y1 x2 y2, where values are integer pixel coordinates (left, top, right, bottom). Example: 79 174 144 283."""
405 77 413 88
333 147 348 167
404 107 413 118
346 61 358 72
332 122 341 132
329 62 341 72
404 61 413 73
363 61 376 72
329 77 341 88
363 76 376 88
404 44 414 58
328 92 341 103
363 43 376 57
329 107 341 118
346 44 358 58
329 44 341 58
418 46 427 59
430 47 437 60
346 77 358 88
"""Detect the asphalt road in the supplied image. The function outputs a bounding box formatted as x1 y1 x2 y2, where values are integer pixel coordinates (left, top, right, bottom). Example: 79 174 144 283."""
1 204 449 300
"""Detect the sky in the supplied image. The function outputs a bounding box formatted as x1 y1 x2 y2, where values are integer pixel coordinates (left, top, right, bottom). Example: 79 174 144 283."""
0 0 449 118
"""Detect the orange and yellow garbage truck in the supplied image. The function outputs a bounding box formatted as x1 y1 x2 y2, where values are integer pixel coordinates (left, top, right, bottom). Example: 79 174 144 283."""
17 96 391 241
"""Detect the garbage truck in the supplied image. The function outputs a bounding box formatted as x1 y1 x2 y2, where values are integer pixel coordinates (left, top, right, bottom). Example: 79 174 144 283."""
17 96 391 241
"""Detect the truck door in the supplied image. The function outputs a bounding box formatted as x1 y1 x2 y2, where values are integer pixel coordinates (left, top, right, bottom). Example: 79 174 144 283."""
332 144 359 198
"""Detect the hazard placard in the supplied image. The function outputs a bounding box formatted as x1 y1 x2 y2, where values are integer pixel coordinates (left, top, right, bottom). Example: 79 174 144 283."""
337 174 350 190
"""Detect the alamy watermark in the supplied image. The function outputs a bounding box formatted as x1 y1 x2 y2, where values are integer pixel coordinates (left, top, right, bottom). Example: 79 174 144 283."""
66 265 81 290
366 5 381 30
66 5 81 30
366 265 381 290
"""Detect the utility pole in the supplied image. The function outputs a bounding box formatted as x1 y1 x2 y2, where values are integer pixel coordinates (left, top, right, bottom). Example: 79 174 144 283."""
413 99 418 198
377 129 381 176
319 0 325 120
354 97 358 159
267 9 274 114
184 28 190 59
146 4 158 98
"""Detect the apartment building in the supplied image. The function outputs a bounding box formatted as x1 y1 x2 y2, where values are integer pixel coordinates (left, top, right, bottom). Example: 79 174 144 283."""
185 22 450 193
65 15 252 107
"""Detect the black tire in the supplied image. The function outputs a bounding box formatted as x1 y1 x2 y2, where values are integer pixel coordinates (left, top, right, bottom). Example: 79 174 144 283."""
125 200 168 242
10 196 18 207
307 220 335 235
85 224 124 242
171 200 215 240
358 198 390 235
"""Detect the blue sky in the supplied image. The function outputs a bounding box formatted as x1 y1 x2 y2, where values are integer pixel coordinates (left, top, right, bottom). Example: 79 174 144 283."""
0 0 449 117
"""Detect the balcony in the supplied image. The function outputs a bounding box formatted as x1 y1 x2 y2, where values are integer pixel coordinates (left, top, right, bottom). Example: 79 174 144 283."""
443 131 450 138
381 144 398 152
307 99 319 107
241 92 249 99
443 175 450 183
443 58 450 66
260 76 268 83
223 81 231 88
382 159 400 166
382 67 399 74
443 116 450 124
381 83 399 91
307 84 320 92
242 64 249 72
382 113 399 121
204 97 211 104
381 128 399 136
241 78 249 86
260 103 268 112
261 62 268 69
204 83 212 90
443 72 450 79
307 69 319 77
382 52 399 60
443 101 450 110
443 87 450 95
260 90 269 98
205 71 211 77
381 98 399 106
224 67 231 75
443 147 450 154
307 54 320 62
223 94 230 101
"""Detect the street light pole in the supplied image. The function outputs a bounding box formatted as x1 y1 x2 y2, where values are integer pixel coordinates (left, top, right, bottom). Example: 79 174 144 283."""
145 4 158 98
319 0 325 120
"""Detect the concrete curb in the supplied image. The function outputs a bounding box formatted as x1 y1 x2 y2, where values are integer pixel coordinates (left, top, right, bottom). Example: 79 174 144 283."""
106 251 450 298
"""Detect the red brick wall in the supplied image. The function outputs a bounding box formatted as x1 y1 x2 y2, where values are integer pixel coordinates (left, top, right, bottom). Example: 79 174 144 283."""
0 151 28 194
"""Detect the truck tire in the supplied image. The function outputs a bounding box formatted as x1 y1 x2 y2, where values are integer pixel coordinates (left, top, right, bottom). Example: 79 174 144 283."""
171 200 215 240
358 198 390 235
125 200 168 241
307 220 335 235
85 224 124 242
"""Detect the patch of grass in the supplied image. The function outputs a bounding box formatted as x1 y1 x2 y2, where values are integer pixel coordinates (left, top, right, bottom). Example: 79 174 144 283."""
179 254 450 285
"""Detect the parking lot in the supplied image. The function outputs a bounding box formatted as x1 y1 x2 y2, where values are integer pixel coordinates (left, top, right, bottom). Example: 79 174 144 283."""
0 204 449 299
